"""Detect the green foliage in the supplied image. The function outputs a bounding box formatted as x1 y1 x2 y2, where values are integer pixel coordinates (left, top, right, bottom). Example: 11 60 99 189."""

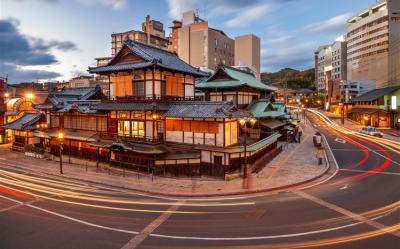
261 68 315 89
24 144 45 154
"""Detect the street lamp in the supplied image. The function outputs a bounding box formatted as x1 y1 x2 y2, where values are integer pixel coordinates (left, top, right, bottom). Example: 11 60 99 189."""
57 131 64 174
25 93 34 99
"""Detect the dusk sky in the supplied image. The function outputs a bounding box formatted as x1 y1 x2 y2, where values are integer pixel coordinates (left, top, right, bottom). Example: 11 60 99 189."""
0 0 378 83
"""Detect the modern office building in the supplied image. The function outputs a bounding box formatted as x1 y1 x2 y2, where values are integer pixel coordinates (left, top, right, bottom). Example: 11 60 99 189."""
347 0 400 88
315 45 332 91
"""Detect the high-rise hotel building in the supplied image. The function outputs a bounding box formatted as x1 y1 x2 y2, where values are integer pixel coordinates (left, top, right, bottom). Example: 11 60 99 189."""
347 0 400 88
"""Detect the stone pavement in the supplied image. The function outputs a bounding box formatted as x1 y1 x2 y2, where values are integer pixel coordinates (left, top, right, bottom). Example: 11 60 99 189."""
321 110 400 142
0 123 330 197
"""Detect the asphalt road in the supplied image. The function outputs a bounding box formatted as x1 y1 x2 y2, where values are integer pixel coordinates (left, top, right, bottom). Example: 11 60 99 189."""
0 110 399 249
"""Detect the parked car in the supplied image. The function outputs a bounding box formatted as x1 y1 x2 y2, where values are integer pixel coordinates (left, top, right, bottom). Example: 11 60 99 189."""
359 126 383 137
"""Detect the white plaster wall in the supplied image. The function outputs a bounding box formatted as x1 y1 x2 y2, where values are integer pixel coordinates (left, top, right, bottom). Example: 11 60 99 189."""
145 121 153 138
166 131 183 143
184 131 193 143
194 133 203 144
145 80 153 98
185 84 194 97
201 150 211 163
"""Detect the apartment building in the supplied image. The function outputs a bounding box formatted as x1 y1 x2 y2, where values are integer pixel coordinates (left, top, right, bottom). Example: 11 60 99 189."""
315 45 332 91
169 11 260 74
235 34 261 79
170 11 234 71
111 15 169 55
347 0 400 88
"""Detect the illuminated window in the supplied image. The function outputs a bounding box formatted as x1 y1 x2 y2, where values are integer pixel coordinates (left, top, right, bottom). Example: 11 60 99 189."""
118 120 130 137
131 121 145 137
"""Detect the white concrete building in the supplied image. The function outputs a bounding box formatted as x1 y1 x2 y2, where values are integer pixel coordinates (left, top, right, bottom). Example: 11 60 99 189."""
347 0 400 88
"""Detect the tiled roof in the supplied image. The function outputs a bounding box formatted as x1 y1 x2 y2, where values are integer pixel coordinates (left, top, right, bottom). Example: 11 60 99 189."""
89 62 153 73
1 113 42 130
89 39 209 77
351 85 400 102
246 99 287 118
93 101 169 111
165 101 247 118
196 65 276 91
36 86 103 113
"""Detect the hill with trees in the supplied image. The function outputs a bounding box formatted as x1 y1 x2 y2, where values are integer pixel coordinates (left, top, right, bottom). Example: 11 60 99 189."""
261 68 315 90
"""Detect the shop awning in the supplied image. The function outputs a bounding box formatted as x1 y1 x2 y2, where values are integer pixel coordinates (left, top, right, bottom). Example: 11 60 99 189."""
32 129 99 142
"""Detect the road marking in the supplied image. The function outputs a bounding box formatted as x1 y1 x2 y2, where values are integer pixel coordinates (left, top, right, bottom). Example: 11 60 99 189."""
1 192 398 242
295 191 400 238
340 168 400 176
0 197 42 213
0 193 139 235
339 184 349 190
121 200 184 249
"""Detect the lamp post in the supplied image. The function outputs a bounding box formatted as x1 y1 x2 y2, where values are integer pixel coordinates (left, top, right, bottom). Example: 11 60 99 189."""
239 117 256 180
57 131 64 174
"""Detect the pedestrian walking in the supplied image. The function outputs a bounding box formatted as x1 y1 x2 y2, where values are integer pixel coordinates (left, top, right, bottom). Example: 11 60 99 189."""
313 132 322 147
316 146 324 165
298 129 303 143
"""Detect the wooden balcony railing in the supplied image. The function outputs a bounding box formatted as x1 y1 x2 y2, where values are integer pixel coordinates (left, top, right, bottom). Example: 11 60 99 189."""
100 132 164 144
110 95 201 103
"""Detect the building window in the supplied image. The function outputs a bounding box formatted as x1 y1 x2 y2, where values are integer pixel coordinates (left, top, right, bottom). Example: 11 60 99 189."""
118 120 130 137
133 75 145 96
131 121 145 138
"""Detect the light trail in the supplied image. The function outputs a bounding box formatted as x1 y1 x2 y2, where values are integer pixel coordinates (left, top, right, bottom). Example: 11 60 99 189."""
0 169 255 207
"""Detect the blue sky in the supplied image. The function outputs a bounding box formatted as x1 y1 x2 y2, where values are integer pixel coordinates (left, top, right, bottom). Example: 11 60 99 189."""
0 0 377 83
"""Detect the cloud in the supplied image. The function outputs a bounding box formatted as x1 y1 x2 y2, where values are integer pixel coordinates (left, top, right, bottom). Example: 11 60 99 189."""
262 42 317 72
303 13 353 34
167 0 263 20
0 62 61 83
0 19 77 82
224 4 273 28
76 0 126 10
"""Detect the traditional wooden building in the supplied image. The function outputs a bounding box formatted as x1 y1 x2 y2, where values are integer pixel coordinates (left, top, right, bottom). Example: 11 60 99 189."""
28 39 282 179
196 65 276 109
34 86 108 161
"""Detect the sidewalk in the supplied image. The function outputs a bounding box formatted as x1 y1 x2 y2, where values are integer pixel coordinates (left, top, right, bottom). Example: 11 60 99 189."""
0 123 331 197
321 110 400 142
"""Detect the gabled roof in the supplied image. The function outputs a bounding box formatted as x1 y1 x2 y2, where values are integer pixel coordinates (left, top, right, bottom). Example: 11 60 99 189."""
93 101 169 111
196 65 276 91
165 101 247 118
246 99 287 119
1 113 42 130
35 86 103 112
351 85 400 102
89 39 209 77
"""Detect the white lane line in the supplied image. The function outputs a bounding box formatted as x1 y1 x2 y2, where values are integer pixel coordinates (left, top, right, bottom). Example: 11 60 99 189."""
121 201 184 249
295 191 400 238
0 193 138 235
340 168 400 176
1 193 397 241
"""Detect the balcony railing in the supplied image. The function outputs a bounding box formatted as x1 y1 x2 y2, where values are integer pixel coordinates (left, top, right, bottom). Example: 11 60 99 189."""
100 132 164 144
110 95 201 103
